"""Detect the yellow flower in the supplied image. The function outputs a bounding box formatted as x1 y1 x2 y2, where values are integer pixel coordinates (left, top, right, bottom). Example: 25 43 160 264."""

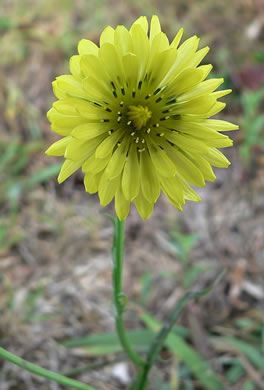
46 15 238 220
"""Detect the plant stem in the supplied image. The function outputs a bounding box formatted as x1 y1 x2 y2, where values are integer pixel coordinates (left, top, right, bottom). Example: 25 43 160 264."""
0 347 96 390
112 216 144 368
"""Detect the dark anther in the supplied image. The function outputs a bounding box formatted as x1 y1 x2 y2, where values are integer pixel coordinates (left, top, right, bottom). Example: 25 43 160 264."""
145 94 151 99
132 90 136 98
162 109 170 113
138 81 142 90
121 87 125 96
103 119 110 122
112 90 118 98
120 101 124 107
155 97 162 103
154 88 161 95
94 102 101 107
160 117 166 121
111 81 116 89
105 107 112 112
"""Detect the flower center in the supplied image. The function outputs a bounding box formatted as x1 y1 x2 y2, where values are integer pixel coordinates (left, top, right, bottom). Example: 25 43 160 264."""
127 105 152 130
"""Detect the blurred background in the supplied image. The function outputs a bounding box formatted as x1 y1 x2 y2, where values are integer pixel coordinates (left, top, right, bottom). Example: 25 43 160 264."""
0 0 264 389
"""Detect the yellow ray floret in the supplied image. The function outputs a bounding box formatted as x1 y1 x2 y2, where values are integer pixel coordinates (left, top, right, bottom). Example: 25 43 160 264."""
46 15 238 220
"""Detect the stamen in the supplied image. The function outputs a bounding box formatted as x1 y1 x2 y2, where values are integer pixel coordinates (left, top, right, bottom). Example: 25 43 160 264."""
155 97 162 103
154 88 161 95
127 120 132 125
121 87 125 96
138 81 142 90
117 142 121 147
108 130 113 135
138 147 145 153
112 90 117 98
153 123 160 128
130 131 135 136
111 81 116 89
145 94 151 100
132 89 136 98
120 101 124 107
117 116 122 123
135 137 139 143
146 128 151 134
103 119 110 122
105 107 112 112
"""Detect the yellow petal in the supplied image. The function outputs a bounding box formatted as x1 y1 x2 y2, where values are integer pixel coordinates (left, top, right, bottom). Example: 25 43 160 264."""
115 181 130 220
165 36 199 82
45 136 72 156
99 43 125 85
114 25 133 55
146 137 176 177
188 46 210 68
165 68 204 97
58 159 83 183
82 153 110 174
167 148 205 187
122 53 139 89
130 23 150 79
211 89 232 99
76 100 106 120
52 80 67 99
95 128 123 158
84 171 102 193
51 117 87 136
150 15 161 42
105 139 130 179
122 143 140 200
56 75 88 99
134 189 154 219
171 28 184 48
82 75 114 102
65 135 105 160
98 172 119 206
197 64 213 80
191 155 216 182
72 122 109 140
80 54 108 82
140 150 160 203
181 179 200 201
53 98 79 115
162 128 208 154
132 16 148 34
160 175 185 206
177 78 224 102
199 119 239 132
78 39 99 55
206 101 226 117
204 148 230 167
100 25 115 46
171 96 216 116
70 55 82 79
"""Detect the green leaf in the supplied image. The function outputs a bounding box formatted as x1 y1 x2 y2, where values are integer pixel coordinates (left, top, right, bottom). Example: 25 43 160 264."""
141 312 225 390
217 337 264 373
62 329 154 356
242 379 255 390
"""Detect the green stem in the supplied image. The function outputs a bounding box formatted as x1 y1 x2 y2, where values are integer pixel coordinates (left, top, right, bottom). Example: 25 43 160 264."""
0 347 96 390
112 216 144 368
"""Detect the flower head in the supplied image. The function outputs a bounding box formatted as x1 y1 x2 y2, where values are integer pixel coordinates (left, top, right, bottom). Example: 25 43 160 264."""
46 15 238 220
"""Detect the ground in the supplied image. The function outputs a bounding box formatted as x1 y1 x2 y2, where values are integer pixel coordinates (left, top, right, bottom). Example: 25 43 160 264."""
0 0 264 389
